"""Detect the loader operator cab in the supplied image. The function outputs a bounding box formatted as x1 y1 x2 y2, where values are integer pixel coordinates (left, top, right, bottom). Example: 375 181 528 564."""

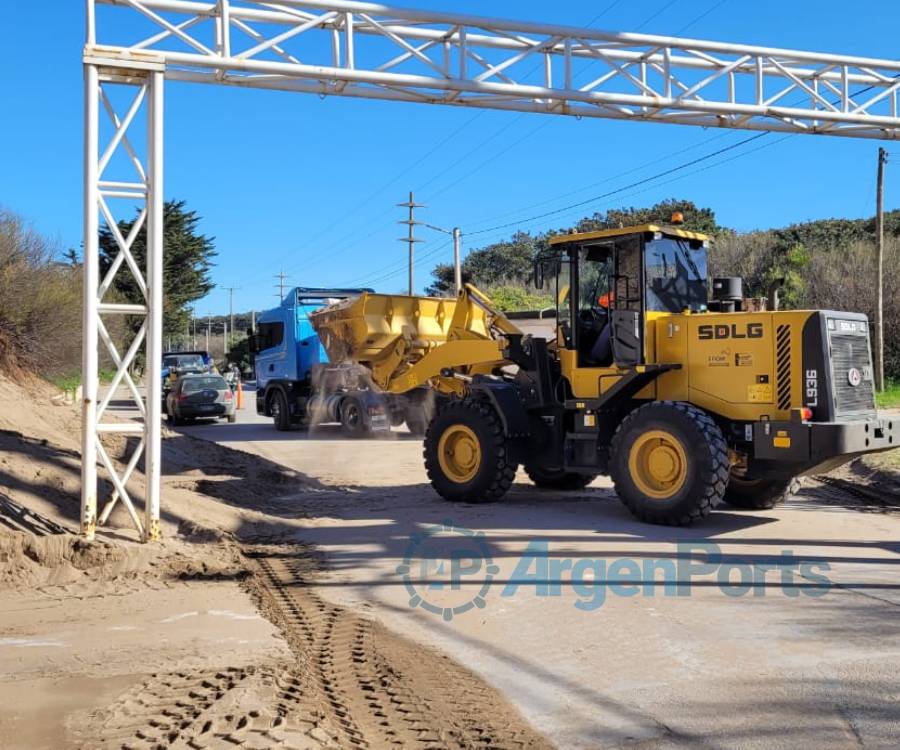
537 220 710 369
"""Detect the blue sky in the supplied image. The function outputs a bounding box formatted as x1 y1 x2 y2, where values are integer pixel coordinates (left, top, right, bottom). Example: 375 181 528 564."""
1 1 898 316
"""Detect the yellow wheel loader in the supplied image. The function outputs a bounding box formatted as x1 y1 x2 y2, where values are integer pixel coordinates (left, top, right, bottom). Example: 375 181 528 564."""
310 218 896 525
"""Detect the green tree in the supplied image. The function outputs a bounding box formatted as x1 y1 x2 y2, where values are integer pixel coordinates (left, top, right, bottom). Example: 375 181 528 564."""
426 199 719 296
99 200 217 341
426 231 542 295
603 199 721 235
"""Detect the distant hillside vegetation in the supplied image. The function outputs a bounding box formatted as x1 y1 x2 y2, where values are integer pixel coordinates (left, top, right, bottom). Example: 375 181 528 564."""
426 199 900 378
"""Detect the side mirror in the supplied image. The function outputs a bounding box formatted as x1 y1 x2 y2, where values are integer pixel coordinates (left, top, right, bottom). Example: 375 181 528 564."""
533 259 544 289
248 333 260 354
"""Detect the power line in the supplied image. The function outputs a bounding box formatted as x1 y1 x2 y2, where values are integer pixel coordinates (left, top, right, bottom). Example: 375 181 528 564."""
463 130 733 231
674 0 729 36
464 68 899 242
636 0 680 32
262 2 728 290
468 132 769 237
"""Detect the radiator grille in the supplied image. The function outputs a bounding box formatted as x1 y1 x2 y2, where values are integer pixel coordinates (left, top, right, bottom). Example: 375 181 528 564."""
776 324 792 410
830 333 876 416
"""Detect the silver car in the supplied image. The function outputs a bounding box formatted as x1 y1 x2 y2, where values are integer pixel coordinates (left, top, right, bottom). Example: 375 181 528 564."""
165 374 236 425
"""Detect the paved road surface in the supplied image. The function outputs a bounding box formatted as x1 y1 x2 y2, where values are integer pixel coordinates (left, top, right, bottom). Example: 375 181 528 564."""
112 386 900 748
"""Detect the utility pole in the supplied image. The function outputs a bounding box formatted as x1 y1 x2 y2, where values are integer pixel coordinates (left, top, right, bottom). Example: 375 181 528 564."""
452 227 462 296
222 286 240 350
421 220 464 296
398 191 424 295
875 147 888 393
275 269 288 301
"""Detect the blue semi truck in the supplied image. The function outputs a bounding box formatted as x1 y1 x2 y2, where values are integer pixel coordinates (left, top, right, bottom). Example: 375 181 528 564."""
250 287 432 436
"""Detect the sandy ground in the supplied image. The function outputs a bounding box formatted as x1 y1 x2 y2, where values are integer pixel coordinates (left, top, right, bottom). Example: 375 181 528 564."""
0 376 549 749
2 376 899 748
152 393 900 749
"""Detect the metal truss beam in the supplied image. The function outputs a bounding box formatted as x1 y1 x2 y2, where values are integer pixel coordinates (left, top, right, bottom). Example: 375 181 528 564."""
82 53 164 542
89 0 900 139
81 0 900 542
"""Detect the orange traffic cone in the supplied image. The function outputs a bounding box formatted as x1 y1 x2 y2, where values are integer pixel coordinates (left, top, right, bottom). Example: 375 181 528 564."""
236 379 244 409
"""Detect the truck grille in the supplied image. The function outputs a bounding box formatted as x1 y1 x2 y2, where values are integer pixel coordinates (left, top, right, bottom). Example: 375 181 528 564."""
829 332 875 417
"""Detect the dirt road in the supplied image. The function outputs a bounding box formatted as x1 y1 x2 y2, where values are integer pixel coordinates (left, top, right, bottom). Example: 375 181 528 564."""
1 378 549 749
164 400 900 748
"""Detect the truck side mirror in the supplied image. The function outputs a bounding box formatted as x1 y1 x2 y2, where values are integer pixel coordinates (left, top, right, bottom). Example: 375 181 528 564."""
533 259 544 289
248 333 260 354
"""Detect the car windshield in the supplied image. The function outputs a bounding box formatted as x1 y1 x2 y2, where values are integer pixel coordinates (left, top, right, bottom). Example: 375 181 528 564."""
182 376 226 393
165 354 205 369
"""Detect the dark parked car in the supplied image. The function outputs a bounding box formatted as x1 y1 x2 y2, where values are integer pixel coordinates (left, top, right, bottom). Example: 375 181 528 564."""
165 374 236 425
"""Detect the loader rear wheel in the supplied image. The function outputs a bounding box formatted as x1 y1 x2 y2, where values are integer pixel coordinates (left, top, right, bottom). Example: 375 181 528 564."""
610 402 729 526
424 398 517 503
525 466 597 490
723 475 801 510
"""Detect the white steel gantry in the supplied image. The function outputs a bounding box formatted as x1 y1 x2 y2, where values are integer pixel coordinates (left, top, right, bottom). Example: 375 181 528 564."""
82 0 900 541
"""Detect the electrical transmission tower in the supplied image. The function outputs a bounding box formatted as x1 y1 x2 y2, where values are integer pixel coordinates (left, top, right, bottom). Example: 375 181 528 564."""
275 269 289 301
397 192 425 295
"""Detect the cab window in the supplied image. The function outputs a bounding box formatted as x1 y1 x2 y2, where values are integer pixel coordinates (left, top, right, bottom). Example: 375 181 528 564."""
258 321 284 350
645 237 708 313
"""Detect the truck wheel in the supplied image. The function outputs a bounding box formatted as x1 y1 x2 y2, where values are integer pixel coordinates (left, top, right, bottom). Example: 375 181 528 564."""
340 397 369 437
270 390 291 431
610 402 729 526
424 398 517 503
525 466 597 490
723 475 801 510
406 417 428 437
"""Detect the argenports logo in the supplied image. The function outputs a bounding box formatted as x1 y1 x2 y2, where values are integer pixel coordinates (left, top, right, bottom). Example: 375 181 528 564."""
396 521 498 622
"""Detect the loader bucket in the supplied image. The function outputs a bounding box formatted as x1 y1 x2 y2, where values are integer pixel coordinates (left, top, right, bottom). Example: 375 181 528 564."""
309 287 518 392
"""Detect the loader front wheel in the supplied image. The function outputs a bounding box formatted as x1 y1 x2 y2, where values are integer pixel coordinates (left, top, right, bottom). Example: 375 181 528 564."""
610 402 729 526
525 465 598 490
424 398 517 503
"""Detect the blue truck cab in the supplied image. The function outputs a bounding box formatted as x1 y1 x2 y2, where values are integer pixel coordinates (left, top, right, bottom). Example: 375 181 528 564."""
251 287 431 435
254 287 346 391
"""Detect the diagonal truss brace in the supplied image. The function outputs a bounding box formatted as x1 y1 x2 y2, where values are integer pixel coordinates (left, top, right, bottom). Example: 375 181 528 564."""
86 0 900 140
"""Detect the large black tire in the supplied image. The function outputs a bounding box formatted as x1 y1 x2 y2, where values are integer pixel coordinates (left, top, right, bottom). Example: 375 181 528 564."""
424 398 517 503
340 397 369 437
406 417 428 437
610 401 729 526
270 390 291 432
723 475 801 510
525 465 598 490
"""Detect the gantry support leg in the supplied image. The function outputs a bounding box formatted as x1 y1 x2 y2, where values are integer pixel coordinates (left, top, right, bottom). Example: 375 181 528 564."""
81 57 165 543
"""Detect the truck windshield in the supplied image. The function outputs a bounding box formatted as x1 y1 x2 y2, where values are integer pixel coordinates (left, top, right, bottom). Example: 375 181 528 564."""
644 237 708 313
164 354 205 370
